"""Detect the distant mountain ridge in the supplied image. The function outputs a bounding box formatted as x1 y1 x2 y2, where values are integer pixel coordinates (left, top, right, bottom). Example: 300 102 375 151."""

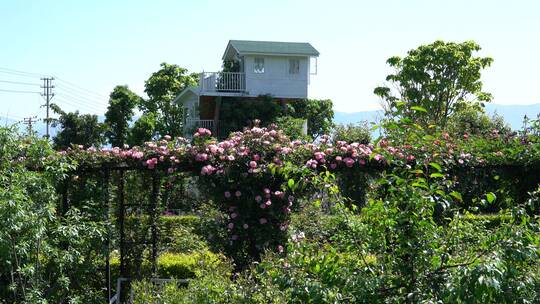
334 103 540 131
3 104 539 137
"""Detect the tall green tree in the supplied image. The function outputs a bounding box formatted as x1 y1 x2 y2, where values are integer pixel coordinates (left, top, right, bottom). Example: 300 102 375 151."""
287 99 334 139
374 40 493 127
104 85 142 147
127 113 158 146
141 63 198 137
50 104 105 149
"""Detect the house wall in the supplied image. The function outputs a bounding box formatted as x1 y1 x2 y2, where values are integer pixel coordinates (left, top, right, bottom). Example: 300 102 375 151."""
180 91 199 119
243 55 309 98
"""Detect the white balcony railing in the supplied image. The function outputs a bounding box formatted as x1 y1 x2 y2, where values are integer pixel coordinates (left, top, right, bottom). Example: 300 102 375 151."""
184 118 215 136
200 72 245 93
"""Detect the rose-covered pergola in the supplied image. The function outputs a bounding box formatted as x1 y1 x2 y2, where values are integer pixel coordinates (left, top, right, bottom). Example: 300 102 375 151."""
52 125 540 301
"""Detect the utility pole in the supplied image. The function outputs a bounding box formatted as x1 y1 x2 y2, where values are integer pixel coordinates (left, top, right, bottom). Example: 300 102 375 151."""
23 116 38 134
40 77 55 138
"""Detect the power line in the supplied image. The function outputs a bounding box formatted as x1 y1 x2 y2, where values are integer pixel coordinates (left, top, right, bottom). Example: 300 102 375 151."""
55 90 108 109
0 79 41 86
0 88 41 94
55 96 106 113
55 77 108 99
54 99 104 114
0 114 24 121
55 94 107 112
55 84 109 105
0 66 48 78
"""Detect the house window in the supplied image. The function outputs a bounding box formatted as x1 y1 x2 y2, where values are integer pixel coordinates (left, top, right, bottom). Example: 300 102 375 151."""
289 59 300 74
254 57 264 73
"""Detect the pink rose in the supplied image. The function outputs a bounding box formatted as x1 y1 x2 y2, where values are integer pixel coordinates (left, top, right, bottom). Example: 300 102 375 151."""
344 157 355 168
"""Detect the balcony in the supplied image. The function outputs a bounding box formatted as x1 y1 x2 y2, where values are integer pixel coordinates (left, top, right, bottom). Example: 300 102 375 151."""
184 118 218 137
199 72 245 94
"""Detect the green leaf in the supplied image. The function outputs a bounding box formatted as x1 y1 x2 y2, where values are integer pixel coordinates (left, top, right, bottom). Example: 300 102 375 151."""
450 191 462 202
429 162 442 172
287 179 295 189
410 106 428 113
430 173 444 178
485 192 496 203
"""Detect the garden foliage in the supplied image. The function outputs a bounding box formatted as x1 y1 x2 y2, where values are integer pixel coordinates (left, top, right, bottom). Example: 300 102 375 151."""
2 105 540 302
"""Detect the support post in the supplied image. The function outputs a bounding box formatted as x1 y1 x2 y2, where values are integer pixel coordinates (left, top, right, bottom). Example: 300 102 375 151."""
118 169 126 278
104 169 111 302
213 96 222 137
150 172 159 275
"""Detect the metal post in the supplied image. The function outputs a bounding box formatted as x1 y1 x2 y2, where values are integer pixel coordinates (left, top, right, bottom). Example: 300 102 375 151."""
40 77 54 138
118 170 126 278
104 169 111 302
150 172 159 275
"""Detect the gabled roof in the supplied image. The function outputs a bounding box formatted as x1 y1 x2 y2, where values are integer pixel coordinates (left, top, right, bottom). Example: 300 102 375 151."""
223 40 319 59
173 86 200 104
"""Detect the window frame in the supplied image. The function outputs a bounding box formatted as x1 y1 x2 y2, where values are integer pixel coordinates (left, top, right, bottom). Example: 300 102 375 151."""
254 57 265 74
289 58 300 75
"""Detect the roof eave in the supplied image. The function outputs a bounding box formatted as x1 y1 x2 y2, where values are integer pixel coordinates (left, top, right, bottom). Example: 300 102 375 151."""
173 87 200 104
238 52 319 57
222 41 240 60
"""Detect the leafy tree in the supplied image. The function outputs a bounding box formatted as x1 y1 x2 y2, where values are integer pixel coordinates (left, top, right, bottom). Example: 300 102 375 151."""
374 40 493 128
287 99 334 139
50 104 105 149
333 121 371 144
127 113 158 146
142 63 198 137
104 85 142 147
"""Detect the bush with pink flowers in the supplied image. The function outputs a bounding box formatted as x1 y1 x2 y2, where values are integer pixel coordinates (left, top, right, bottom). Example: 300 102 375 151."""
48 119 540 268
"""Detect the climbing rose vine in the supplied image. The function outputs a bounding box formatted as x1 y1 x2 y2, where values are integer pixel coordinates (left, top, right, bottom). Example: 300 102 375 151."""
45 125 539 265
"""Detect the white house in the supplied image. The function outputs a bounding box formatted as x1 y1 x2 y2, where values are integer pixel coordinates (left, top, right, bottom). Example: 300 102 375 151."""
174 40 319 136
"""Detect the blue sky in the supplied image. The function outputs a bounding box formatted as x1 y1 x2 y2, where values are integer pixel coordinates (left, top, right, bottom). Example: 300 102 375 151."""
1 0 539 122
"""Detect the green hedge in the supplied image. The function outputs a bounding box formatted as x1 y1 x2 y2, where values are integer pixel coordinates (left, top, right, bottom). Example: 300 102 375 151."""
159 215 200 234
110 250 223 280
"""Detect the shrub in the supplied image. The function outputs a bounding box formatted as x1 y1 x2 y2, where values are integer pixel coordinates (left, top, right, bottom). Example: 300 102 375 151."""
332 121 371 144
0 128 106 303
131 252 235 304
111 250 226 280
275 116 310 141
